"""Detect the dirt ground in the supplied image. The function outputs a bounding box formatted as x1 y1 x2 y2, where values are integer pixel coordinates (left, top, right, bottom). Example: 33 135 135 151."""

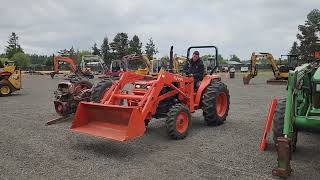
0 73 319 180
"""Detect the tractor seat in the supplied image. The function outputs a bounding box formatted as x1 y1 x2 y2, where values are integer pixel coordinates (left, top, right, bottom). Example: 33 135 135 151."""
0 72 12 77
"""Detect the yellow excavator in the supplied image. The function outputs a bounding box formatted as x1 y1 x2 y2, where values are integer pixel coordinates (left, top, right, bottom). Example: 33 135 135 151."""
0 61 22 96
108 54 185 77
243 52 295 85
150 54 187 74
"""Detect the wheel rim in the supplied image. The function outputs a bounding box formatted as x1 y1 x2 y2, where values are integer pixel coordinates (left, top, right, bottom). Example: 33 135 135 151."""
216 92 227 117
175 112 189 133
56 103 64 114
0 86 11 95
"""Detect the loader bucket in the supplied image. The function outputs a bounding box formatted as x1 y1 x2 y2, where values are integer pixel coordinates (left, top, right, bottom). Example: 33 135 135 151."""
70 102 146 141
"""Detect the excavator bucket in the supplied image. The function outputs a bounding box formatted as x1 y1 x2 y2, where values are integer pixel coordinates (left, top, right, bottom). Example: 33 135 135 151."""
70 102 146 141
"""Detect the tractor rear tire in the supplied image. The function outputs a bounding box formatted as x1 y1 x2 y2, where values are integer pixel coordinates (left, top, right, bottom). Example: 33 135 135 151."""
73 80 93 92
166 103 191 140
202 81 230 126
90 80 113 102
272 99 297 151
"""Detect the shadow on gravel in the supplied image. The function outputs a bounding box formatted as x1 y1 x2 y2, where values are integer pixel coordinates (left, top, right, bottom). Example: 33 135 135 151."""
70 140 153 160
68 116 214 160
2 93 24 97
145 116 214 140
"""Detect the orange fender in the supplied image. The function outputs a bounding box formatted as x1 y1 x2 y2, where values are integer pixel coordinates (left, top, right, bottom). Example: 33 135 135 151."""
194 75 221 108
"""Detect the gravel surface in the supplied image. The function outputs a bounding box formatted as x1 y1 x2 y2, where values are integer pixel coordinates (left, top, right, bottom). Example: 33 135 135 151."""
0 74 319 180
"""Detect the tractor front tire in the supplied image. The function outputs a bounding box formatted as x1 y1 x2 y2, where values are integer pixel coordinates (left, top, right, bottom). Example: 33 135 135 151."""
0 83 12 96
166 104 191 140
272 99 286 144
202 81 230 126
90 80 113 102
272 99 297 151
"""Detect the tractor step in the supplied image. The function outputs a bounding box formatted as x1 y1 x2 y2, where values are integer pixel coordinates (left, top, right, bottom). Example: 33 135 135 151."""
266 78 287 85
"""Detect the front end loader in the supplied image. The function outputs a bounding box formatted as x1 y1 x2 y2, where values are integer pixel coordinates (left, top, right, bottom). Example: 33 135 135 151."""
70 45 230 141
0 61 21 96
261 62 320 177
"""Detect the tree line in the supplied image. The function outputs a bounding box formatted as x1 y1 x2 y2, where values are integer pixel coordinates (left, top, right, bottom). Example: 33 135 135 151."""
91 33 158 66
0 32 159 70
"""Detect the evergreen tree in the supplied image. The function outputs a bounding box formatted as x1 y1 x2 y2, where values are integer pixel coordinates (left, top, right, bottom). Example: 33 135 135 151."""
289 41 299 55
145 38 158 60
92 43 101 56
110 32 129 59
101 36 111 65
128 35 142 55
5 32 24 58
296 9 320 61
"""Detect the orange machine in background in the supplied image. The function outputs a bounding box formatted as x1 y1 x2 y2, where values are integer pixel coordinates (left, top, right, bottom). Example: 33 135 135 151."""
50 55 93 79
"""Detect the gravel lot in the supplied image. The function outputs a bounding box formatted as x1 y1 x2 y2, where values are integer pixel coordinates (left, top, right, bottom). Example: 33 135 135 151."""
0 73 319 180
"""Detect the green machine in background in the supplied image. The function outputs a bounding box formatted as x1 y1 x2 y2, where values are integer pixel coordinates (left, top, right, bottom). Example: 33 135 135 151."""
272 63 320 177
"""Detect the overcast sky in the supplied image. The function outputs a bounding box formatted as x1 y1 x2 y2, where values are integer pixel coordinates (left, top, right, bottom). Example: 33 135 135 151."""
0 0 319 60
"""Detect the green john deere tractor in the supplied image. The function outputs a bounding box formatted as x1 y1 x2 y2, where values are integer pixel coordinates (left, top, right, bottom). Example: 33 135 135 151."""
272 63 320 177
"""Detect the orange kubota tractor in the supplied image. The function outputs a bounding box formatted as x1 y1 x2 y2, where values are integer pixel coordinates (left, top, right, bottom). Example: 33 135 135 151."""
70 45 230 141
50 55 94 80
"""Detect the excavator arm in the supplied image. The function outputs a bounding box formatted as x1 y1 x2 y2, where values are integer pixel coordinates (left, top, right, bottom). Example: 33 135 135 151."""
243 52 282 84
262 53 282 77
51 56 78 78
173 55 187 73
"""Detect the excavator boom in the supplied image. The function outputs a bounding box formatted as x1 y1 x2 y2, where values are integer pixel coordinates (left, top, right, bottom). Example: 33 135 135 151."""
51 56 78 78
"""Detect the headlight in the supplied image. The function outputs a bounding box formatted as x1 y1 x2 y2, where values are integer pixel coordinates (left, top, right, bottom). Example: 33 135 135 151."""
316 84 320 92
135 84 141 88
147 85 151 89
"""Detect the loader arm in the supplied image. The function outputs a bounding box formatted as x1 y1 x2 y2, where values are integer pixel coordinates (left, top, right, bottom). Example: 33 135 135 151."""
70 70 194 141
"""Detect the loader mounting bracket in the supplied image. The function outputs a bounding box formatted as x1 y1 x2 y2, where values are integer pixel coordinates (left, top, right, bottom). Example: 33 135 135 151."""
272 137 292 177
